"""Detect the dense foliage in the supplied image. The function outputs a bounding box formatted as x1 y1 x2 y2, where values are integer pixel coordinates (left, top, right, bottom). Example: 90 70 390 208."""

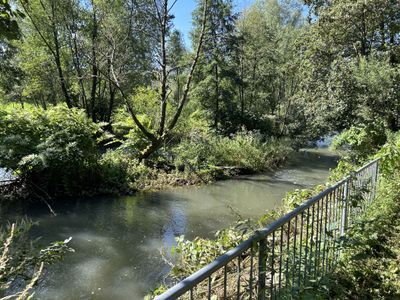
0 105 102 197
0 0 398 199
302 133 400 299
0 0 399 298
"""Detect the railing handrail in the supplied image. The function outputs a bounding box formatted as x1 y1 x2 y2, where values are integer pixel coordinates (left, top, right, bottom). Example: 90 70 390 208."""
156 157 381 300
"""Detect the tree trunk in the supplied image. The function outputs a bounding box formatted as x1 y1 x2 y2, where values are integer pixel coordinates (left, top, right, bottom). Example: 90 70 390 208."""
53 28 72 108
214 63 219 130
90 3 98 122
51 1 72 108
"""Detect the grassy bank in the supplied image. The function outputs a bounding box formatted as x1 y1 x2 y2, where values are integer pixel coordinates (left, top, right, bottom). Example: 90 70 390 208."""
101 130 292 192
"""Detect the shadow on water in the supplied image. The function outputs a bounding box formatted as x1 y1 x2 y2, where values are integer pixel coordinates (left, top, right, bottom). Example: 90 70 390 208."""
2 149 338 300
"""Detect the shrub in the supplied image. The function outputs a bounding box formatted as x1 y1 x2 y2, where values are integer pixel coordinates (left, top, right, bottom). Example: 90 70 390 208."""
98 150 157 192
331 122 387 163
0 105 102 197
173 129 292 172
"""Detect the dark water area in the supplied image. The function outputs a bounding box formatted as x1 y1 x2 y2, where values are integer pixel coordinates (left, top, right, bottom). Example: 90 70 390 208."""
1 149 338 299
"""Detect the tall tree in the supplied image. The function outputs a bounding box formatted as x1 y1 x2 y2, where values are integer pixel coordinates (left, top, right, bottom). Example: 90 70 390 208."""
192 0 239 133
107 0 209 159
16 0 157 122
296 0 400 136
237 0 304 135
167 29 187 105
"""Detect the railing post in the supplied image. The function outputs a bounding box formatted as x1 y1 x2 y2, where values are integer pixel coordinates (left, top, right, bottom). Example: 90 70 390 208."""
371 160 379 201
258 238 266 300
340 179 349 236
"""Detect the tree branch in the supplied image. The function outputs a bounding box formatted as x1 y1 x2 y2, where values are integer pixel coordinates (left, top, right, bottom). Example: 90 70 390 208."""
167 0 208 132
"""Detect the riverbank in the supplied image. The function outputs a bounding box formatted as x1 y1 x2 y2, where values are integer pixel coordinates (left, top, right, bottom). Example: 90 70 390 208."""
5 149 337 300
155 132 400 299
305 140 400 299
0 109 294 202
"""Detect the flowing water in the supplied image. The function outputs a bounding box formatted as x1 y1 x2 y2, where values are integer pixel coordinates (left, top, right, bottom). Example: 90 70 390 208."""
6 149 338 299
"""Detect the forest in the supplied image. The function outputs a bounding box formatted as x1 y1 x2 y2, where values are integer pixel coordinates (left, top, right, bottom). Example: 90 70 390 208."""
0 0 399 299
0 0 398 198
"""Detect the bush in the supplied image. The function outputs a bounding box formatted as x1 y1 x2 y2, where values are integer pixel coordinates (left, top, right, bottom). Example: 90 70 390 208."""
98 150 157 192
0 105 102 197
173 129 292 172
331 122 387 163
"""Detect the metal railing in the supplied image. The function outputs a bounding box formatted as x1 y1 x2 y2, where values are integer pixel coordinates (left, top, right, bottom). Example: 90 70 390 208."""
0 179 16 186
156 158 380 300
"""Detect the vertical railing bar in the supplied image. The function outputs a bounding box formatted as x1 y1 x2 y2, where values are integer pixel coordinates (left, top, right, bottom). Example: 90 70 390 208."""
332 185 338 264
285 221 290 290
333 185 340 270
317 195 324 277
373 160 379 201
340 179 349 236
309 204 315 279
270 231 275 300
189 288 193 300
318 195 324 276
334 184 342 266
249 244 254 300
291 215 298 293
224 265 227 300
278 227 283 291
325 190 332 273
314 199 320 278
208 276 212 300
258 238 267 300
322 192 329 274
298 211 304 288
237 256 241 300
303 207 310 285
328 190 334 273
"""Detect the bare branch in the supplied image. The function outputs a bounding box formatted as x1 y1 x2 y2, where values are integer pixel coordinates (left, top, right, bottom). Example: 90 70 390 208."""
168 0 178 13
167 0 208 132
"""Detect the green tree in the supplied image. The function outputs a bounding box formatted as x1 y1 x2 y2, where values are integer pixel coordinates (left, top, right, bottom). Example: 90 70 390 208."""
295 0 400 138
167 29 187 105
237 0 304 135
0 0 24 40
192 0 240 133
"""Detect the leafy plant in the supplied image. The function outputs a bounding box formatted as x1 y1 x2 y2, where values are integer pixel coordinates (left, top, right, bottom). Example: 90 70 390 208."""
331 122 387 163
0 105 102 197
0 220 74 299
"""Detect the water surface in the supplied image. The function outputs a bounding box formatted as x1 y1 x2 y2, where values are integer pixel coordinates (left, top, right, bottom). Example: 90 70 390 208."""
14 149 337 299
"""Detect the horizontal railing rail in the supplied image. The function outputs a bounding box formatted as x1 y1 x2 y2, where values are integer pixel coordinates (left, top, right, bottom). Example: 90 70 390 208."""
0 179 16 186
156 158 380 300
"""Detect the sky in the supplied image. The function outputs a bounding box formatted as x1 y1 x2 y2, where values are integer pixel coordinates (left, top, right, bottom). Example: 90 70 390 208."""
170 0 255 46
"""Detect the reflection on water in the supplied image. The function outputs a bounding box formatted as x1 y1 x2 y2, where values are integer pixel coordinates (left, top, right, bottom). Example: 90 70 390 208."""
18 149 337 299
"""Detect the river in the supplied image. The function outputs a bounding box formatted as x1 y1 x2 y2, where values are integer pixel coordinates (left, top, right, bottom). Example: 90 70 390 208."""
7 149 338 299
